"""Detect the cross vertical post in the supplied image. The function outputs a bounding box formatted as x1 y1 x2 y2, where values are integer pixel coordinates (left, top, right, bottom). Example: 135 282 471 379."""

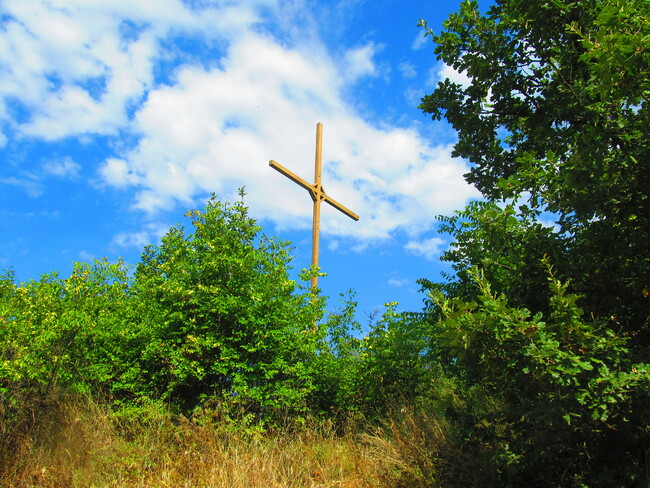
311 122 323 290
269 122 359 290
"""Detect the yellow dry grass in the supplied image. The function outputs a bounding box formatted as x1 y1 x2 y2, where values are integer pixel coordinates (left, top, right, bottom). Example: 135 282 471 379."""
1 399 447 488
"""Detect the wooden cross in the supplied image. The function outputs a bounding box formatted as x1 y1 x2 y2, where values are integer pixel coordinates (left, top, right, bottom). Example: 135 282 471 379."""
269 123 359 290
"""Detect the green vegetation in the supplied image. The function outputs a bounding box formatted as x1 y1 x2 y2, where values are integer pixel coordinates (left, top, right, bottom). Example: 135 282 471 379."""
1 0 648 486
416 0 649 484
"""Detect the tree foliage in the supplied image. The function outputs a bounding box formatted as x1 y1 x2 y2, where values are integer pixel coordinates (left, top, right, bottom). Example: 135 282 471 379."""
131 192 323 415
430 265 649 485
418 0 650 484
0 259 136 400
309 296 437 417
0 193 326 434
420 0 650 333
420 200 565 315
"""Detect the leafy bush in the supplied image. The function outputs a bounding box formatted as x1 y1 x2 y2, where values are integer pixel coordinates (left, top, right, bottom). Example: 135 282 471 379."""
0 192 327 439
129 191 324 417
310 296 438 417
356 305 433 413
0 260 137 473
308 292 365 415
429 264 649 486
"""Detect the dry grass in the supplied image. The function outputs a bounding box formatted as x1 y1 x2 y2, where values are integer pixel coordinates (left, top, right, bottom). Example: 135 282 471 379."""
0 399 449 488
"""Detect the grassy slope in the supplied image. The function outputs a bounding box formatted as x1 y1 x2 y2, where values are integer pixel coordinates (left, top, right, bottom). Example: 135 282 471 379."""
1 397 448 488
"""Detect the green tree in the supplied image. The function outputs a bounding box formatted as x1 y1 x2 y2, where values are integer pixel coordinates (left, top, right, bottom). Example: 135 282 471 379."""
429 266 649 486
307 292 364 415
418 0 650 484
308 297 436 417
356 305 432 413
419 201 565 316
0 192 328 433
420 0 650 335
0 259 137 400
131 192 324 418
0 259 140 471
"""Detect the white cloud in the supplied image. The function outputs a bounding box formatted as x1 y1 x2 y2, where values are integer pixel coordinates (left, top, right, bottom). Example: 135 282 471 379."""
0 0 264 140
97 29 479 239
388 277 411 287
341 43 379 82
0 0 479 248
0 176 42 197
99 158 141 188
398 61 417 79
43 157 81 179
433 63 472 88
78 250 95 262
404 87 425 107
110 221 170 250
412 31 428 50
405 236 446 261
111 230 152 250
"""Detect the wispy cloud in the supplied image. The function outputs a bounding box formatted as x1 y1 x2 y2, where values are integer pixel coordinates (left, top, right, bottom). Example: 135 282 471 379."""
341 43 380 82
398 61 417 79
109 221 170 251
388 276 411 287
78 250 96 262
43 157 81 179
0 176 42 197
411 31 428 50
0 0 263 141
405 236 446 261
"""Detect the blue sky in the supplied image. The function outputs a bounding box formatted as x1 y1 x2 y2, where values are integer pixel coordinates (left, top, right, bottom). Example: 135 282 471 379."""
0 0 480 322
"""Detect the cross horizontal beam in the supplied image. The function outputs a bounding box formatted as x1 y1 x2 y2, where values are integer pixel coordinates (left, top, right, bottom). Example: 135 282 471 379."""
269 160 359 221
